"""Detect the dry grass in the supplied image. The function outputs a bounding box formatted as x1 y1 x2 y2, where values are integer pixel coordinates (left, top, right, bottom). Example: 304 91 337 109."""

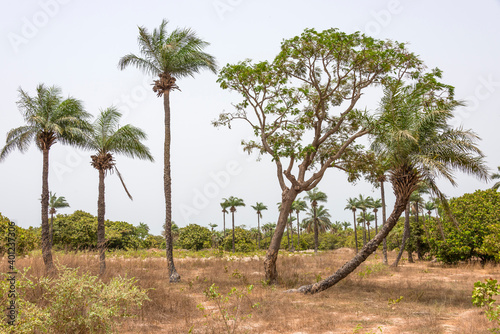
4 249 498 334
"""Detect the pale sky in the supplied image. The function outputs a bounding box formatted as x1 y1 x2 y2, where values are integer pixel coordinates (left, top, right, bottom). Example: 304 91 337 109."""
1 0 499 235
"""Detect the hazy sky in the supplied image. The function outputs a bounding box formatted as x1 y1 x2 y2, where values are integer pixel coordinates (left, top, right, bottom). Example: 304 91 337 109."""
1 0 499 235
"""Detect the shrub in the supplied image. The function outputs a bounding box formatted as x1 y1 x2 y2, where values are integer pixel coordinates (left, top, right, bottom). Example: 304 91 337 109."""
223 228 256 252
177 224 212 251
0 213 40 256
0 266 149 334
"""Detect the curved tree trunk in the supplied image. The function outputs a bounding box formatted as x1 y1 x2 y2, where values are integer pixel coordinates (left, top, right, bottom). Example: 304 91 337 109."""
352 210 358 253
381 180 388 265
97 169 106 275
393 202 411 267
163 90 180 282
264 188 297 283
41 148 55 274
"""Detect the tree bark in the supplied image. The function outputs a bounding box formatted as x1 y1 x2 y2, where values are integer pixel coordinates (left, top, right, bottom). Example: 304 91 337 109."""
288 193 409 294
393 202 411 267
362 212 367 246
223 211 226 237
41 148 55 274
97 168 106 275
264 188 297 283
163 90 180 282
381 180 388 265
257 214 261 249
313 205 318 254
352 210 358 253
49 212 54 246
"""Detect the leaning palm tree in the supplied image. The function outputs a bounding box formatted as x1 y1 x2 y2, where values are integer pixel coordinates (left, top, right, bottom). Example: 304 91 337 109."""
251 202 268 249
304 188 328 254
292 199 308 250
119 19 217 282
491 166 500 191
223 196 245 253
302 205 332 234
87 107 154 275
220 200 230 237
345 197 360 253
48 192 70 244
0 84 91 273
289 71 489 294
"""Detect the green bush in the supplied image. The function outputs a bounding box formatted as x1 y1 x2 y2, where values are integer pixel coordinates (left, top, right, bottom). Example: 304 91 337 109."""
177 224 212 251
0 213 40 256
223 228 256 252
0 266 149 334
142 235 166 249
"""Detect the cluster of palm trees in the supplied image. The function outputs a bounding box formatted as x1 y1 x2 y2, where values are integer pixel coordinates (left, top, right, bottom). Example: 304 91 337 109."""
344 195 382 253
1 20 216 281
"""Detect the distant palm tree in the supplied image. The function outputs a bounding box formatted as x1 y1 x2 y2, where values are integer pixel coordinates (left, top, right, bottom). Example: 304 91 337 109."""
208 223 218 248
119 19 217 283
369 198 382 235
251 202 268 249
358 212 375 240
341 221 351 231
262 222 276 238
48 192 70 244
86 107 154 274
492 166 500 191
287 215 297 251
304 189 328 253
303 205 332 235
0 84 91 273
355 195 371 246
292 199 308 250
344 197 359 253
220 200 230 237
223 196 245 253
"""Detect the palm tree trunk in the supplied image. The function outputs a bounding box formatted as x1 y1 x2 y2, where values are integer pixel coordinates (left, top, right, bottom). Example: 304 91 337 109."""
286 214 290 250
393 202 411 267
97 168 106 275
296 212 300 250
374 212 378 235
257 214 261 249
50 212 54 246
352 210 358 253
163 90 180 282
264 188 297 283
232 211 235 253
41 148 55 274
223 211 226 237
290 213 295 252
362 213 367 246
415 204 422 260
314 206 318 254
288 186 413 294
381 180 388 265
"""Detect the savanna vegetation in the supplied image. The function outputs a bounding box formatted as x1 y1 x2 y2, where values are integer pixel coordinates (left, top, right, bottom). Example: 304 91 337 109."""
1 20 499 333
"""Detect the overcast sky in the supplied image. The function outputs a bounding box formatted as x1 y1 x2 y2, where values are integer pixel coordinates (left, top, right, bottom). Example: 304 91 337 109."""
1 0 499 235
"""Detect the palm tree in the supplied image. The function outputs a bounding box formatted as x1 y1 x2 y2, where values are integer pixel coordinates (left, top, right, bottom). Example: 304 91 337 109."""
355 195 371 246
302 205 332 234
369 198 382 235
0 84 91 273
251 202 268 249
287 215 297 251
262 222 276 238
292 199 308 250
344 197 360 253
220 200 230 237
48 192 70 244
291 71 489 294
87 107 154 275
491 166 500 191
119 19 217 282
358 212 375 240
304 188 328 253
208 223 218 248
223 196 245 253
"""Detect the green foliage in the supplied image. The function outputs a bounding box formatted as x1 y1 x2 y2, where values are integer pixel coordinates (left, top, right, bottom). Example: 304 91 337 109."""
428 190 500 264
0 266 149 334
198 283 258 334
472 278 500 332
223 228 256 253
106 220 144 250
142 235 166 249
0 213 40 256
177 224 212 251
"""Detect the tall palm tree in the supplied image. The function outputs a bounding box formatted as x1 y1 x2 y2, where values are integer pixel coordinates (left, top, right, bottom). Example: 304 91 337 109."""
491 166 500 191
119 19 217 282
292 199 308 250
223 196 245 253
220 200 230 237
304 188 328 254
87 107 154 275
291 71 489 294
344 197 359 253
262 222 276 238
355 195 370 246
251 202 268 249
48 192 70 244
358 212 375 240
0 84 91 273
302 205 332 234
369 198 382 235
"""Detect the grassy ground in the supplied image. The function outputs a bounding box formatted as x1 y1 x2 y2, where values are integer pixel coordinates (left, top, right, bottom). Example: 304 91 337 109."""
6 248 498 333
